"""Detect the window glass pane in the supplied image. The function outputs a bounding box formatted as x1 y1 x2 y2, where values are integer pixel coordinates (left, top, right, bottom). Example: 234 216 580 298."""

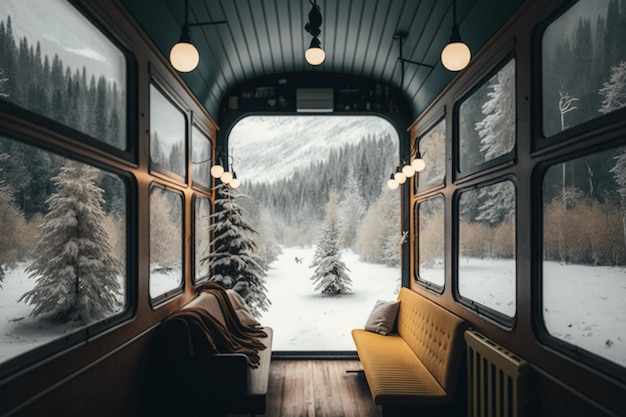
192 126 212 188
458 180 516 317
543 147 626 367
459 59 516 173
542 0 626 137
0 135 127 366
149 186 183 299
150 84 186 179
416 119 446 191
417 195 445 287
194 196 211 283
230 115 400 351
0 0 127 150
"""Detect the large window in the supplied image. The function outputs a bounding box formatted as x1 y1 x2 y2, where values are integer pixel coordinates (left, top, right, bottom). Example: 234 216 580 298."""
150 84 186 180
416 119 446 192
192 126 212 189
541 0 626 138
458 58 516 175
229 115 400 351
149 185 183 301
416 195 445 289
542 147 626 367
0 0 127 150
0 135 127 368
458 180 516 320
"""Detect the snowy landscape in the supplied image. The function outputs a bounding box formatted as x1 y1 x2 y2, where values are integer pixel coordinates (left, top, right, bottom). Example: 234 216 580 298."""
2 247 625 366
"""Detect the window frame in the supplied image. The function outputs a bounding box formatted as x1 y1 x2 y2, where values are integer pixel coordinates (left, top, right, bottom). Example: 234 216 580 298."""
193 193 212 284
0 128 136 381
532 0 626 152
148 182 185 306
0 0 137 163
534 144 626 383
454 53 518 181
414 116 447 196
454 175 518 328
148 80 188 184
191 122 214 191
414 194 446 293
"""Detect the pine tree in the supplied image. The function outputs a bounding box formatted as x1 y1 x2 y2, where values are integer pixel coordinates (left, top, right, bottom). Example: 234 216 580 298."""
475 59 515 160
310 193 352 295
337 171 365 248
201 182 270 317
19 160 122 323
0 152 22 286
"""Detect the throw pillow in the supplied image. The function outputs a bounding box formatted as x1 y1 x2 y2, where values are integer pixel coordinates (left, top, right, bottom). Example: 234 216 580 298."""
364 299 400 335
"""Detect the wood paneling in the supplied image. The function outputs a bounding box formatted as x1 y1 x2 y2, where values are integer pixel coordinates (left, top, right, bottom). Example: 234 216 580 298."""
229 360 381 417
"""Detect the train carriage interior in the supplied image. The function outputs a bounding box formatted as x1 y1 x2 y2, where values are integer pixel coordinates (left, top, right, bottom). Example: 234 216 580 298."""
1 0 626 416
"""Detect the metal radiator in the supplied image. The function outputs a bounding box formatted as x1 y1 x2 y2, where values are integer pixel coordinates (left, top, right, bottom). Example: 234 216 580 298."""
465 330 528 417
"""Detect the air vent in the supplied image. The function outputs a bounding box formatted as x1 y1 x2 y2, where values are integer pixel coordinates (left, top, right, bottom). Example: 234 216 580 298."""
296 88 334 112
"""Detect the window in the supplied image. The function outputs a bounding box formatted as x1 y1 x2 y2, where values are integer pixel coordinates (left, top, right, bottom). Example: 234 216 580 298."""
542 147 626 368
416 119 446 192
458 58 516 175
150 84 186 180
194 196 211 283
416 195 445 289
0 0 127 150
192 126 212 189
229 115 400 351
149 185 183 301
541 0 626 138
0 135 127 368
458 180 516 319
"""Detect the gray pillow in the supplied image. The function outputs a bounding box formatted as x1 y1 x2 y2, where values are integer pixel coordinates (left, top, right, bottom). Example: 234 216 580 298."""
364 300 400 335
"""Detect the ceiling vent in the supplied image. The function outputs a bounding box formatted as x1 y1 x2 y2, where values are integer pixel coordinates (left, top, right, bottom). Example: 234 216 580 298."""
296 88 334 112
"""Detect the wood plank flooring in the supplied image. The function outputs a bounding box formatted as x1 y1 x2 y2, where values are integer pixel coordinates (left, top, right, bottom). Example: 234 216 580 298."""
229 359 381 417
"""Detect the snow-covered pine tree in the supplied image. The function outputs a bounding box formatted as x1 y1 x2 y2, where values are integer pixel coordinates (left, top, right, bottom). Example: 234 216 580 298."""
201 182 270 317
337 171 365 248
310 192 352 295
475 59 515 161
254 207 281 270
601 61 626 246
19 160 122 323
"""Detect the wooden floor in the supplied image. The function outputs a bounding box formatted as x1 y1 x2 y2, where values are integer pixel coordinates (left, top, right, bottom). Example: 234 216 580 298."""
229 359 381 417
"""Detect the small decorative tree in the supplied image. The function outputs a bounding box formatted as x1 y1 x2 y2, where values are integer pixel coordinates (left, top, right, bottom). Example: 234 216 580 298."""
19 160 122 323
201 182 270 318
310 192 352 295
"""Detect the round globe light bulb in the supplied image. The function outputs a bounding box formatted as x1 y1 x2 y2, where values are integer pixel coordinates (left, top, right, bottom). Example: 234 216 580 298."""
402 164 416 178
170 41 200 72
210 164 224 178
387 178 399 190
412 157 426 172
441 41 471 71
394 171 407 184
220 171 233 184
305 47 326 66
229 177 241 189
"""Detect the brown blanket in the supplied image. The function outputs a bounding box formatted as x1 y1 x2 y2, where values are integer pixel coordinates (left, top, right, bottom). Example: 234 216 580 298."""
167 282 267 368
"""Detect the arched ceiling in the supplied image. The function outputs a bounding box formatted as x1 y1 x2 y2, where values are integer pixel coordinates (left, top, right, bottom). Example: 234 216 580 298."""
120 0 524 122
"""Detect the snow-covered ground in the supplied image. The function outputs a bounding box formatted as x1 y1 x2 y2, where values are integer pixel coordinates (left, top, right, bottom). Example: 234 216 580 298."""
1 248 625 368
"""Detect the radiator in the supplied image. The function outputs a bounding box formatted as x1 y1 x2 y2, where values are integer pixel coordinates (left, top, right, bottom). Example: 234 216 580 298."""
465 330 528 417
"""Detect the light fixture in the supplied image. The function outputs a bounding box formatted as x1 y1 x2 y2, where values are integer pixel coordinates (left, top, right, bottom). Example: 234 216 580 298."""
229 172 241 189
411 152 426 172
210 159 224 178
304 0 325 65
169 0 227 72
387 174 399 190
441 0 471 71
394 33 435 89
220 170 233 184
385 148 426 189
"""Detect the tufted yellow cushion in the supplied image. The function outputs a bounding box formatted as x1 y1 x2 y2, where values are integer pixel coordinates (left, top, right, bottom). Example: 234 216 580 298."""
352 287 467 405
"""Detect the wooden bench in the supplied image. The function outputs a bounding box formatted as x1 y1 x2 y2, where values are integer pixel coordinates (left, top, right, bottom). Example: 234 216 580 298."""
352 287 467 416
157 291 273 417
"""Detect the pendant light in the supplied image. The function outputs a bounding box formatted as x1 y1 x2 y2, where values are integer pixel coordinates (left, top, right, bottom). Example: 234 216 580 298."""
304 0 325 65
441 0 471 71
